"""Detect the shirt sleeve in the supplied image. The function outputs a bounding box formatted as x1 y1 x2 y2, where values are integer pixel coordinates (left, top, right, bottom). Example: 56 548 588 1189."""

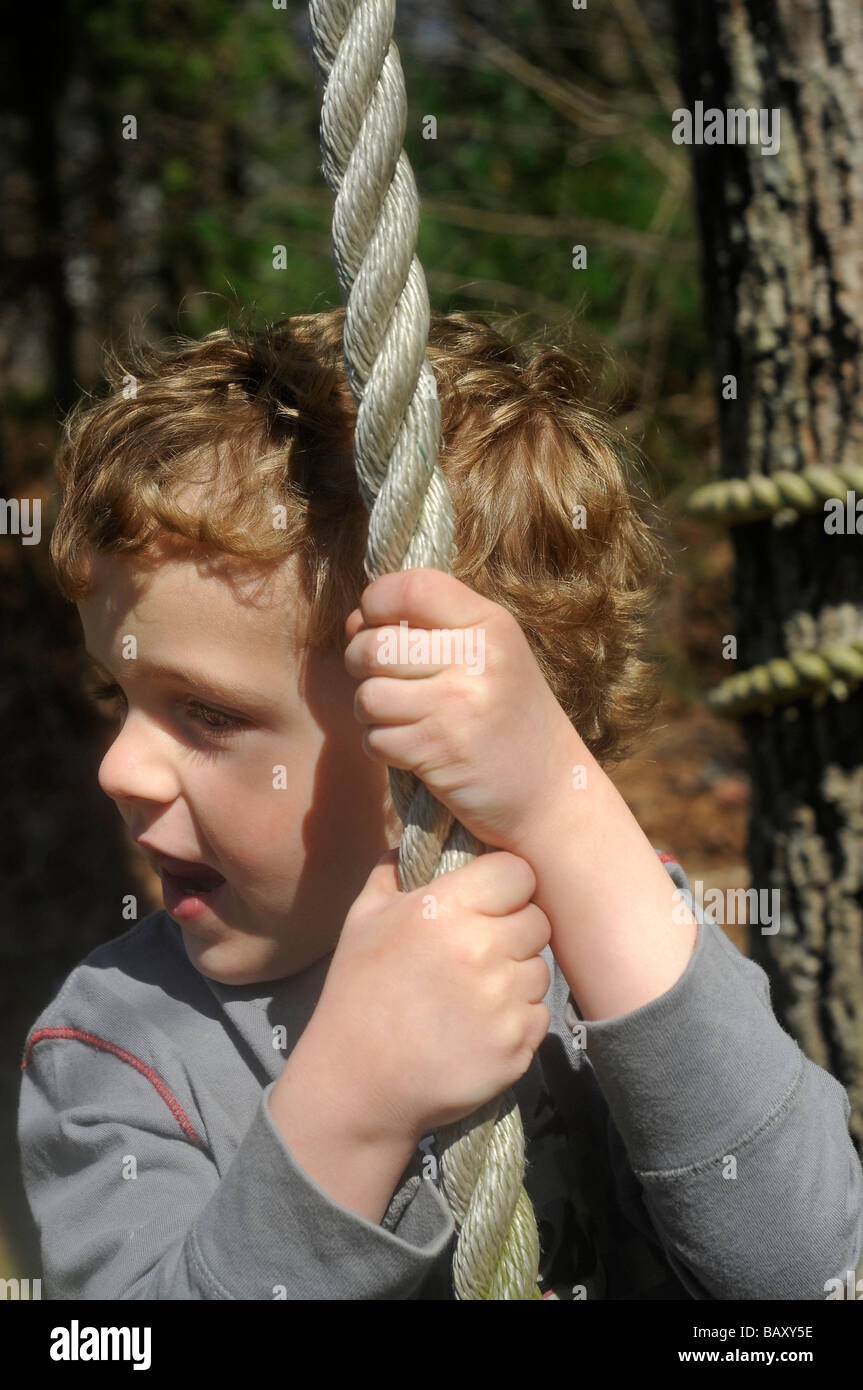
18 1031 455 1300
570 858 863 1300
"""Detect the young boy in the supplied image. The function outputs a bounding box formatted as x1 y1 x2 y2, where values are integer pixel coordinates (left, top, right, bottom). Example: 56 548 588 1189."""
18 307 863 1300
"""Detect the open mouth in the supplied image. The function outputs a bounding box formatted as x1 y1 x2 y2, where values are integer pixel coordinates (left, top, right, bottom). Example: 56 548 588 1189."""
164 871 223 894
152 855 227 919
159 869 227 923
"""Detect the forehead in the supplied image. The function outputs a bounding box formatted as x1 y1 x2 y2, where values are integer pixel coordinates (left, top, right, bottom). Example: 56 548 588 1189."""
77 539 310 666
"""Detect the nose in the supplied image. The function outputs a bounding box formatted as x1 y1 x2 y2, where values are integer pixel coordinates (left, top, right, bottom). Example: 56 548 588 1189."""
97 711 182 809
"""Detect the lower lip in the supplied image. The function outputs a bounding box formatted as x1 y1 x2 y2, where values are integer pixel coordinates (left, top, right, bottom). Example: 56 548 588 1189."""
160 869 226 922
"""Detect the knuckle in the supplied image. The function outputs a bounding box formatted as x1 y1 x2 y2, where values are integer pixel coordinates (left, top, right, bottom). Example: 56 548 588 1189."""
500 1005 528 1056
440 665 483 717
533 907 552 948
431 708 470 764
531 1004 552 1049
401 568 428 610
534 956 552 998
514 1042 537 1081
452 931 490 971
437 668 464 706
518 916 550 962
364 674 389 715
496 852 536 898
425 886 456 922
362 727 385 760
359 634 381 675
353 683 372 721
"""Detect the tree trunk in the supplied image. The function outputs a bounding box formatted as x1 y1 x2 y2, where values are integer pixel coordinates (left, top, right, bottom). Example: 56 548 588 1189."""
670 0 863 1153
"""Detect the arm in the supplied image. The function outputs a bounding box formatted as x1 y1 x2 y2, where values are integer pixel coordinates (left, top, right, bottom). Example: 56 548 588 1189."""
510 740 863 1299
18 1025 453 1301
509 735 699 1021
268 1018 422 1227
576 885 863 1300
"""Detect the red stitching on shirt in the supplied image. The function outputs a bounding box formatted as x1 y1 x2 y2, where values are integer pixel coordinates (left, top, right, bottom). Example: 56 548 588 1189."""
21 1027 202 1147
656 851 679 865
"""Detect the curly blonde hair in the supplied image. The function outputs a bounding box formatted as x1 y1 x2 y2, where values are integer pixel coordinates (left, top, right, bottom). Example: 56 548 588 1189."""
49 305 671 766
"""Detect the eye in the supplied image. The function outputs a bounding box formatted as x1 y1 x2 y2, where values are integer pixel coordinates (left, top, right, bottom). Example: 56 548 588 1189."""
86 677 126 718
184 702 246 738
84 678 245 741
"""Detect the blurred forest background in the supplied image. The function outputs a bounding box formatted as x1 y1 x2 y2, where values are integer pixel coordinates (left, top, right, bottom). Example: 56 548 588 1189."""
1 0 771 1281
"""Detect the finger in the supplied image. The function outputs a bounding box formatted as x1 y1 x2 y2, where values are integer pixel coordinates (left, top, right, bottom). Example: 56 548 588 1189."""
429 850 538 919
360 567 492 633
353 674 432 728
524 1002 552 1054
345 624 483 681
504 904 553 963
344 608 367 643
511 953 553 1004
360 720 429 771
472 905 552 968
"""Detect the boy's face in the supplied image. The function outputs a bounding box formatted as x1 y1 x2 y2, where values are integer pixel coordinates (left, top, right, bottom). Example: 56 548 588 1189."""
77 536 398 986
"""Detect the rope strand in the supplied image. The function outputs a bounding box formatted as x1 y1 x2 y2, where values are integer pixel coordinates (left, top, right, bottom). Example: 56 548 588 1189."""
307 0 544 1300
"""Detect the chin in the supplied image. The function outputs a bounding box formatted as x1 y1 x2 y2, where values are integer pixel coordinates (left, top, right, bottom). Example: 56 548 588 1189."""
182 931 314 988
178 931 271 986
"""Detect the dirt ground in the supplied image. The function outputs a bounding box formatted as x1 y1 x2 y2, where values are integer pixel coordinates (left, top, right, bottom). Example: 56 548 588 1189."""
610 696 751 955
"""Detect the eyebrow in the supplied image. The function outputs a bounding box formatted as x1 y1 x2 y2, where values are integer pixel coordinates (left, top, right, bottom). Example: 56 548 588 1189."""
83 649 280 714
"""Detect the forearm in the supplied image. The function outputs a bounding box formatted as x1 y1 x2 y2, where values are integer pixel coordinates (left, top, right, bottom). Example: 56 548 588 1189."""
510 733 698 1021
578 902 863 1299
269 1025 421 1227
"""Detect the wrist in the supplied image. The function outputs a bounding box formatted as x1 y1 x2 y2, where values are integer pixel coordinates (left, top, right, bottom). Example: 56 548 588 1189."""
499 724 603 861
278 1020 424 1152
502 749 700 1020
270 1029 424 1227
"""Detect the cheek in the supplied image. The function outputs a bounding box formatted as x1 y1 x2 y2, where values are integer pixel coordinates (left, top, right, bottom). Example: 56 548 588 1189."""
192 740 317 868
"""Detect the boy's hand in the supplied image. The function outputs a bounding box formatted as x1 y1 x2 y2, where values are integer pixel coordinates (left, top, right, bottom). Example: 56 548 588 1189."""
344 569 584 854
302 848 552 1143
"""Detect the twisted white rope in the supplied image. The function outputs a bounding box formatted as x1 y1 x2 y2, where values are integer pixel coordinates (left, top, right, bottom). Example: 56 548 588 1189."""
306 0 543 1299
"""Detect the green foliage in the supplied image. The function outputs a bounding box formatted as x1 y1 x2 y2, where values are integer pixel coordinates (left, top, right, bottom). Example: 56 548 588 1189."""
11 0 709 497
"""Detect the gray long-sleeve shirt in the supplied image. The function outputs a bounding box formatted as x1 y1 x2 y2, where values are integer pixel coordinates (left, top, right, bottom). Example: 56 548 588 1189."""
17 853 863 1300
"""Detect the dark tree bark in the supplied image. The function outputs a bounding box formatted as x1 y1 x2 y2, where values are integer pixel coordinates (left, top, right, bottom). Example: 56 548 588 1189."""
671 0 863 1150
